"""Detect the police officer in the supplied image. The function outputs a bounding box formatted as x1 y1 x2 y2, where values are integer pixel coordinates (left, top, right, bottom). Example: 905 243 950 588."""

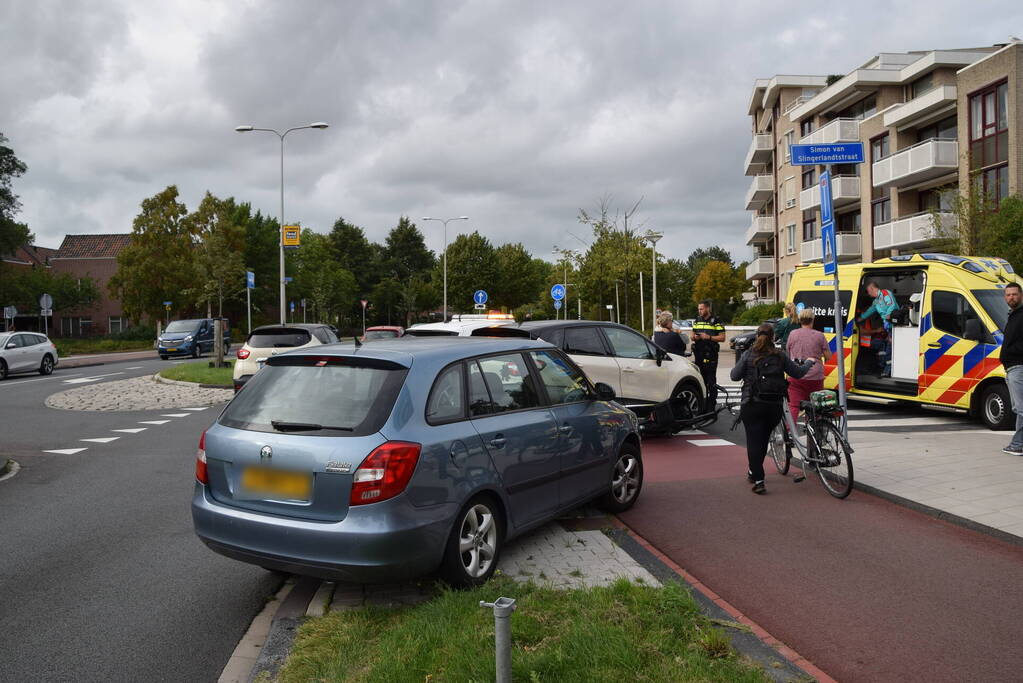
693 299 725 407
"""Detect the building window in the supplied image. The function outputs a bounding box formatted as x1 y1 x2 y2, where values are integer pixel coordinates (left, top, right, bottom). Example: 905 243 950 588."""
783 177 796 208
109 317 125 334
59 316 94 338
786 223 797 253
801 167 816 190
871 193 891 226
837 211 861 234
837 95 877 121
910 72 935 99
917 116 957 143
919 188 954 213
969 80 1009 206
783 130 794 162
871 133 890 161
802 218 817 242
800 118 814 137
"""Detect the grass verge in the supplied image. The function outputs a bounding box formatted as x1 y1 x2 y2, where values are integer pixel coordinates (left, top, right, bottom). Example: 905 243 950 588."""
159 360 234 386
276 575 768 682
55 338 153 356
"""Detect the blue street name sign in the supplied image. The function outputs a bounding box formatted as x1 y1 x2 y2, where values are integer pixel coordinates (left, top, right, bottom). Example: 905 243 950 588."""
246 271 255 289
819 169 833 226
554 300 563 310
284 277 293 283
822 220 838 276
473 289 488 305
789 142 865 166
162 301 172 306
290 301 295 312
550 284 565 301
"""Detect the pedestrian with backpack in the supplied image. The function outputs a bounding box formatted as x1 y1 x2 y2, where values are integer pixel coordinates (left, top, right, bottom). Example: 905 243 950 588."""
730 322 816 494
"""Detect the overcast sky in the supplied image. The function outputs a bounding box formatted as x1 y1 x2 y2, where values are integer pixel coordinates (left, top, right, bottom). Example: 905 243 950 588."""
3 1 1021 264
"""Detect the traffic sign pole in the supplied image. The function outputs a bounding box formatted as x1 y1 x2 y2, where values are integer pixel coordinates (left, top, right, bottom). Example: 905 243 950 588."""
820 166 848 438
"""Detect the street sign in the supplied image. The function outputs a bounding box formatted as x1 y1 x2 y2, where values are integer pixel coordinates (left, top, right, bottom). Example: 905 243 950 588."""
473 290 488 305
3 305 16 319
554 300 563 310
40 308 52 316
284 277 293 284
290 301 295 312
39 293 53 309
822 220 838 276
550 284 565 301
819 170 834 226
163 301 172 306
301 298 306 307
246 271 255 289
474 303 487 310
282 225 301 248
789 142 865 166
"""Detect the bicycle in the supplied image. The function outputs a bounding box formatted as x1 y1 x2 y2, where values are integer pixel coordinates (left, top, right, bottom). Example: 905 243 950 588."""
718 384 855 499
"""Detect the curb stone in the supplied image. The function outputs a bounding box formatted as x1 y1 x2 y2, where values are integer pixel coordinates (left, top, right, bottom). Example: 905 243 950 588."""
155 372 233 391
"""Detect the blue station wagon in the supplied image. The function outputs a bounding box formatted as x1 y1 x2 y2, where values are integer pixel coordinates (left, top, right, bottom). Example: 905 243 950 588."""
191 337 643 586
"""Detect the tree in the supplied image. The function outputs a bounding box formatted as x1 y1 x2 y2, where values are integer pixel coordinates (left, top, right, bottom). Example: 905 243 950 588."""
292 229 356 324
577 195 646 325
492 243 545 311
0 132 32 258
0 268 99 314
974 195 1023 272
328 217 378 295
242 206 283 316
693 260 746 320
440 231 498 313
109 186 195 322
185 192 247 317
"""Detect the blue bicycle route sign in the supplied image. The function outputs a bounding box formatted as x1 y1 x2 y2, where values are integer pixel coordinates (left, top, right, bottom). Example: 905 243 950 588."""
550 284 566 301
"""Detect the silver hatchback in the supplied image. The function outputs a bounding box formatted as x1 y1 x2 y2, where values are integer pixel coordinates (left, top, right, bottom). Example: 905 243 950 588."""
0 332 58 380
191 337 643 586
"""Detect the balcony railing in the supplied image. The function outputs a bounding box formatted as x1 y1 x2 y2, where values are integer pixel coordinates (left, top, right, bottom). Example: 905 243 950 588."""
800 233 861 263
746 256 775 280
799 118 860 145
745 175 774 211
883 85 957 129
872 138 958 188
873 211 957 250
744 134 774 176
799 175 860 211
745 216 775 245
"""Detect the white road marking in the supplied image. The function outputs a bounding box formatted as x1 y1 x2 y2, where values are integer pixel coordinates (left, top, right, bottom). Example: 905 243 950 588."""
63 372 125 384
80 437 120 444
687 439 735 447
848 417 965 428
112 428 147 433
3 372 83 386
161 413 190 418
139 420 170 425
43 448 88 455
126 366 144 370
182 407 209 411
673 429 707 436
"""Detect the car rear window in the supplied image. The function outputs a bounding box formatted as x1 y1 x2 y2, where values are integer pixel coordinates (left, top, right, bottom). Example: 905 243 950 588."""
247 328 312 348
365 329 399 340
220 356 408 436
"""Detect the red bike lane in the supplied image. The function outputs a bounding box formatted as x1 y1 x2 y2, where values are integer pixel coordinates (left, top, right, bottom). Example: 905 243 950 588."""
619 435 1023 682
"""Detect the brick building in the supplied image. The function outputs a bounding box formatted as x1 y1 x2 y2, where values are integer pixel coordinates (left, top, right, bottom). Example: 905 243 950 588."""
49 234 132 336
744 41 1023 303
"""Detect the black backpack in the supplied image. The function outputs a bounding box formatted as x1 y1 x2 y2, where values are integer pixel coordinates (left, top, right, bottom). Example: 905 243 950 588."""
751 352 788 403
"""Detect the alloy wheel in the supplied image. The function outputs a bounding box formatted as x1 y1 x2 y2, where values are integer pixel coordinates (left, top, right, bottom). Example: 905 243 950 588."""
611 452 641 504
457 503 497 579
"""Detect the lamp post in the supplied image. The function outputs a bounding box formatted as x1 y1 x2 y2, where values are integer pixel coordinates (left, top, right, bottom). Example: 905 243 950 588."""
422 216 469 321
644 230 663 335
235 122 329 325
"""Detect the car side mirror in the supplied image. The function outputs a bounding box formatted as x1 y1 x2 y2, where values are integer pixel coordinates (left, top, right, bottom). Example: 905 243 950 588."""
5 342 15 349
963 318 985 343
593 382 616 401
654 347 667 366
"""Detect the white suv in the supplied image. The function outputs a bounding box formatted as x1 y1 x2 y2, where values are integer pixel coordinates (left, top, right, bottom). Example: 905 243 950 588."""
233 324 339 391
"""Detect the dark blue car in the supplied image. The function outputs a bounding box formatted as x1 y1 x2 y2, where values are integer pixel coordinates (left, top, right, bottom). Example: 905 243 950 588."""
192 336 643 586
158 318 231 359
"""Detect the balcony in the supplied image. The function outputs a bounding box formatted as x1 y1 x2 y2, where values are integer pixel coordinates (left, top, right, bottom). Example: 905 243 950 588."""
746 256 775 280
872 138 958 188
744 134 774 175
883 85 957 129
798 118 860 145
745 175 774 211
873 211 957 250
800 233 861 263
800 175 861 211
745 216 775 245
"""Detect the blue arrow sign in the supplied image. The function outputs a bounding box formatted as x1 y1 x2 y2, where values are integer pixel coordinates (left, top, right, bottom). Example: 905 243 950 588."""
473 289 488 305
789 142 864 166
554 300 563 310
246 271 255 289
550 284 566 301
819 169 834 226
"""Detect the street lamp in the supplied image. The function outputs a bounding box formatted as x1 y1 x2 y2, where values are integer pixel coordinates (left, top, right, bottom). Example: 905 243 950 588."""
235 122 329 325
644 230 663 335
422 216 469 321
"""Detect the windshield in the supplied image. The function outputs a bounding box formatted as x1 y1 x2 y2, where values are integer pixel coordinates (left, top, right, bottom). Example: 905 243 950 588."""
365 329 399 340
220 358 408 436
247 328 312 348
165 320 200 334
972 289 1010 331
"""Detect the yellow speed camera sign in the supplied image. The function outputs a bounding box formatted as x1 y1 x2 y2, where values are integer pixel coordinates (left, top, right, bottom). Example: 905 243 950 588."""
282 225 301 247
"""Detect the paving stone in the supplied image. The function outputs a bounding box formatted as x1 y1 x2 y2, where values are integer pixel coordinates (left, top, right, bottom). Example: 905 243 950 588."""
46 375 232 412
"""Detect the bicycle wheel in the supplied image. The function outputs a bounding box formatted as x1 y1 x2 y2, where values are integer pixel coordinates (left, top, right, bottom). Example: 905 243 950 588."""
768 422 791 474
812 419 853 499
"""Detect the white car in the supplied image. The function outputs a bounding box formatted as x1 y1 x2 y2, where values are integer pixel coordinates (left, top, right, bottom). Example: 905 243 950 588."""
233 324 338 391
0 332 59 380
405 314 518 338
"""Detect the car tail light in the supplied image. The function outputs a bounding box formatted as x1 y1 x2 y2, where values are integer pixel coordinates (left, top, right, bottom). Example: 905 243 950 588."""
349 441 421 506
196 429 209 484
236 348 250 360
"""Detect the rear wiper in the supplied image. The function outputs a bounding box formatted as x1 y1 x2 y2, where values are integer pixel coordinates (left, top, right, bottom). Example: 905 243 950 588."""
271 420 354 432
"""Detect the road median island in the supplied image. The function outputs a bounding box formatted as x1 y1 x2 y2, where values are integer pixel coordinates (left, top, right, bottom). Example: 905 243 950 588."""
157 361 233 389
46 375 232 411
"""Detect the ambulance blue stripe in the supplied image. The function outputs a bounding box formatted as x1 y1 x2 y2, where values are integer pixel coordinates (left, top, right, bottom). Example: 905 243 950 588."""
923 334 957 369
921 312 932 335
962 343 990 375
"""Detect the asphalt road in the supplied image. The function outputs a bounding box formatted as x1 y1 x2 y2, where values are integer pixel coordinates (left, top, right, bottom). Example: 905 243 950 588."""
619 415 1023 682
0 354 281 682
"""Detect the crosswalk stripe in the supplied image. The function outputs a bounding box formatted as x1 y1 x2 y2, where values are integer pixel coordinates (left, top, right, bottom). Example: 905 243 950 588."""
161 413 189 418
80 437 120 444
112 428 147 434
139 420 170 425
43 448 87 455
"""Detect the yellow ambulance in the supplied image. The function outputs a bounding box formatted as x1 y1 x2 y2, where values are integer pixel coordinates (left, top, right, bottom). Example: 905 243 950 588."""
785 254 1022 430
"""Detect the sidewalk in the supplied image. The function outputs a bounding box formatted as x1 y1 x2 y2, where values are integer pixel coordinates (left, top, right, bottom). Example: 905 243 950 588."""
59 349 155 369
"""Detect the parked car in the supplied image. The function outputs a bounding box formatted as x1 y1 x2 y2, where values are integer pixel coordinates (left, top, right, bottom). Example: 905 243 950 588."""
363 325 404 341
0 332 58 380
405 315 517 337
158 318 231 360
730 318 779 363
232 323 339 391
192 336 642 586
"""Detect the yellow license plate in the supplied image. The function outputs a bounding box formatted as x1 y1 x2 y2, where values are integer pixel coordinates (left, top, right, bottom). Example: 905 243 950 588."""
241 467 311 500
167 348 177 352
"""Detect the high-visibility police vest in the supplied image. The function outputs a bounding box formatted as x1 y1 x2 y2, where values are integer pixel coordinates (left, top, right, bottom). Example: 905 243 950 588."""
692 315 724 362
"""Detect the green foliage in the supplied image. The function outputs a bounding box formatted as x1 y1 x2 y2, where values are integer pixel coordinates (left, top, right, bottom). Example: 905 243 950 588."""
291 229 357 325
109 323 157 341
159 360 234 386
442 231 498 313
693 260 747 323
733 302 784 325
242 206 282 312
0 132 33 257
493 243 547 311
0 267 99 313
184 192 248 317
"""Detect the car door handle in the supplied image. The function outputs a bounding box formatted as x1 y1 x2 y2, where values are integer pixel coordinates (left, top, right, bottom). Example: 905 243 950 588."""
927 343 942 348
622 367 636 373
489 436 506 448
558 425 572 434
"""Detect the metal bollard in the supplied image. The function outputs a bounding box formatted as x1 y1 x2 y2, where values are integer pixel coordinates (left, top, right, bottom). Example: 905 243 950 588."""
480 597 516 683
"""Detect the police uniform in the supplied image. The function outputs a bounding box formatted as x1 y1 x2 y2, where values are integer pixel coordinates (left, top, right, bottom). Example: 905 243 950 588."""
692 314 725 406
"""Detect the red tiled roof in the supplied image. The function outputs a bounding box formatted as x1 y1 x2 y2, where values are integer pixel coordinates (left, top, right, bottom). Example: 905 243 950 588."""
54 234 132 259
2 244 58 266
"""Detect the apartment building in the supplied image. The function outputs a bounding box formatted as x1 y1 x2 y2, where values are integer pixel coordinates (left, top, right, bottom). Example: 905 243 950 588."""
745 41 1023 302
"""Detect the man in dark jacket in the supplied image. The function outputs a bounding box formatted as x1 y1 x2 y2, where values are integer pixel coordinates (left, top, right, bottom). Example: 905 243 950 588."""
1001 282 1023 455
693 300 725 407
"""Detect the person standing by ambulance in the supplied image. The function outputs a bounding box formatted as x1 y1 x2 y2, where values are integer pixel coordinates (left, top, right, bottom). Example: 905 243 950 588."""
1000 282 1023 456
858 281 898 377
693 299 726 407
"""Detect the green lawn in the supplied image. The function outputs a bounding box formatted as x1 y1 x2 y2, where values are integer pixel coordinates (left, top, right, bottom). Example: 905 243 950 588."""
55 338 154 356
159 360 234 386
275 576 769 683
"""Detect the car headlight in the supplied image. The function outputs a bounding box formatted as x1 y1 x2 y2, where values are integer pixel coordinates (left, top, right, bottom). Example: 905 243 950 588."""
184 335 194 342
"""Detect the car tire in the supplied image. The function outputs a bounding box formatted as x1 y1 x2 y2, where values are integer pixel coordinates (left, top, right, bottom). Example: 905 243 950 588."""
979 382 1015 431
39 354 54 376
159 354 168 360
597 441 643 513
673 380 705 417
191 345 199 359
0 359 7 380
440 495 503 588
